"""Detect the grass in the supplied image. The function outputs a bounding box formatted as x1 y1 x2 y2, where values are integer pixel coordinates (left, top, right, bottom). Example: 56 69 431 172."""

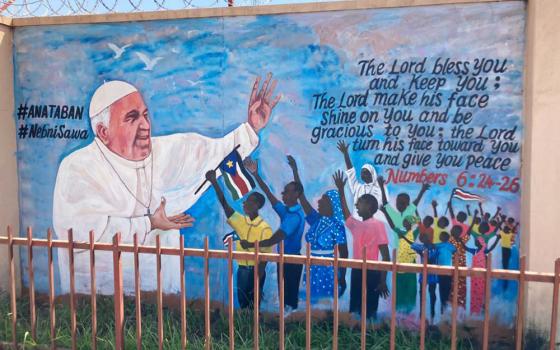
0 291 545 349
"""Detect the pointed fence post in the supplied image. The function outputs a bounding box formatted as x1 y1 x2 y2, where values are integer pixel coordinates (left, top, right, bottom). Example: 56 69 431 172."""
112 233 124 350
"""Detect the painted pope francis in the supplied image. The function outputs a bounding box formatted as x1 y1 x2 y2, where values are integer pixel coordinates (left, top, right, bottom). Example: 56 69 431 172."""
53 74 280 295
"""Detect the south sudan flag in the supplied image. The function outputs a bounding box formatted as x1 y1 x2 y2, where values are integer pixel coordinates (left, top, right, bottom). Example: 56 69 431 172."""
218 149 256 200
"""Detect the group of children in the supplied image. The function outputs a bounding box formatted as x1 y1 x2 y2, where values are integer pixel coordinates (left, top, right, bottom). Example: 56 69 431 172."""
382 186 519 322
204 140 519 324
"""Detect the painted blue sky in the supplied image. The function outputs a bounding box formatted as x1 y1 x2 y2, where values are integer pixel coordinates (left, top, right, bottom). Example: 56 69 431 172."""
13 1 525 318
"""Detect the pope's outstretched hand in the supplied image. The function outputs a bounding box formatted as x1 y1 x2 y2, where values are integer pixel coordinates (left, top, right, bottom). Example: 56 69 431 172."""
149 197 195 231
248 72 281 133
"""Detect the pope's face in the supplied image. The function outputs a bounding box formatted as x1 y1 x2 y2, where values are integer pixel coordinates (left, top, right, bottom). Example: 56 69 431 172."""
100 92 151 161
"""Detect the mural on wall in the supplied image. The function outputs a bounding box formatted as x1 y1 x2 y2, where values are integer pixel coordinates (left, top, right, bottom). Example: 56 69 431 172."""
13 1 525 325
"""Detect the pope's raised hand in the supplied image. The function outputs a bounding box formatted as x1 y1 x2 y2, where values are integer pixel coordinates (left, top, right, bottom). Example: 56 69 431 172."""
149 197 195 231
248 73 281 133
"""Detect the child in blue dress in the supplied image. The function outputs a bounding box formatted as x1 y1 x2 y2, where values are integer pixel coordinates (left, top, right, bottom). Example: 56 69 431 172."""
287 156 349 301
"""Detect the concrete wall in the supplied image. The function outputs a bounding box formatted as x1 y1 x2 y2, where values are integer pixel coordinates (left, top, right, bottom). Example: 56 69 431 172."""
1 0 560 334
0 23 21 295
522 0 560 335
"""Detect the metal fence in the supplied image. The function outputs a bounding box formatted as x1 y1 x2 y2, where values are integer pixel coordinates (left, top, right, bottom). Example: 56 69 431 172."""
1 225 559 350
0 0 267 18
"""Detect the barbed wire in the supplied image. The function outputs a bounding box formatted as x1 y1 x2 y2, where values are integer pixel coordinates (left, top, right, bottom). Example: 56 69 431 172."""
0 0 270 17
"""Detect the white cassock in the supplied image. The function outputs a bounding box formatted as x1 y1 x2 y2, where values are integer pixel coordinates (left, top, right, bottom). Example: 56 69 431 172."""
53 123 259 295
345 164 384 220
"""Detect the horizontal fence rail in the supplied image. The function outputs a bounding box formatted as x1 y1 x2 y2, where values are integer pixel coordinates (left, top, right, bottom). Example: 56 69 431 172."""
1 234 556 282
1 226 559 350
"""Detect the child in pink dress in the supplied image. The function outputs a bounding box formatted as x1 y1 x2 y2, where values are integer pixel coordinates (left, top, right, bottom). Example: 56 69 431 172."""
462 221 502 315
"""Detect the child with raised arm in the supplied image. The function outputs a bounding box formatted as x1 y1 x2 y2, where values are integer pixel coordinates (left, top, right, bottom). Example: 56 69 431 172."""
205 170 272 310
377 176 430 232
287 156 349 301
478 203 502 232
240 158 305 314
416 209 434 244
431 200 450 244
448 225 469 309
378 176 429 314
499 215 518 290
448 200 470 237
435 231 456 314
333 170 390 321
336 140 383 219
472 214 503 245
402 232 439 322
467 204 482 235
381 209 420 314
500 217 519 270
458 211 501 315
451 208 480 308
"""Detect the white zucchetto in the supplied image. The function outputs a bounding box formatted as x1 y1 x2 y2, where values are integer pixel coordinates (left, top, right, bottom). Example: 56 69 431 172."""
89 80 138 118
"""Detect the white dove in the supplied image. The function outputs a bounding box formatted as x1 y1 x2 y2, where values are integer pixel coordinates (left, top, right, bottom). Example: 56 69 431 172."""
187 30 200 39
186 79 203 86
107 43 132 59
135 52 163 71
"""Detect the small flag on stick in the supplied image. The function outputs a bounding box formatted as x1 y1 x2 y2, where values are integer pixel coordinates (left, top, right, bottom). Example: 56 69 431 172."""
452 188 484 202
218 149 256 200
223 231 240 246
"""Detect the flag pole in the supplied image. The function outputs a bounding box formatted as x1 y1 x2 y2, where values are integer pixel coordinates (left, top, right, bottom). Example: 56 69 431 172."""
194 144 242 195
444 188 456 216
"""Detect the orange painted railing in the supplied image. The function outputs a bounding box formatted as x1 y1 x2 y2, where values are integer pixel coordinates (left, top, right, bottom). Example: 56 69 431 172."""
1 225 559 350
